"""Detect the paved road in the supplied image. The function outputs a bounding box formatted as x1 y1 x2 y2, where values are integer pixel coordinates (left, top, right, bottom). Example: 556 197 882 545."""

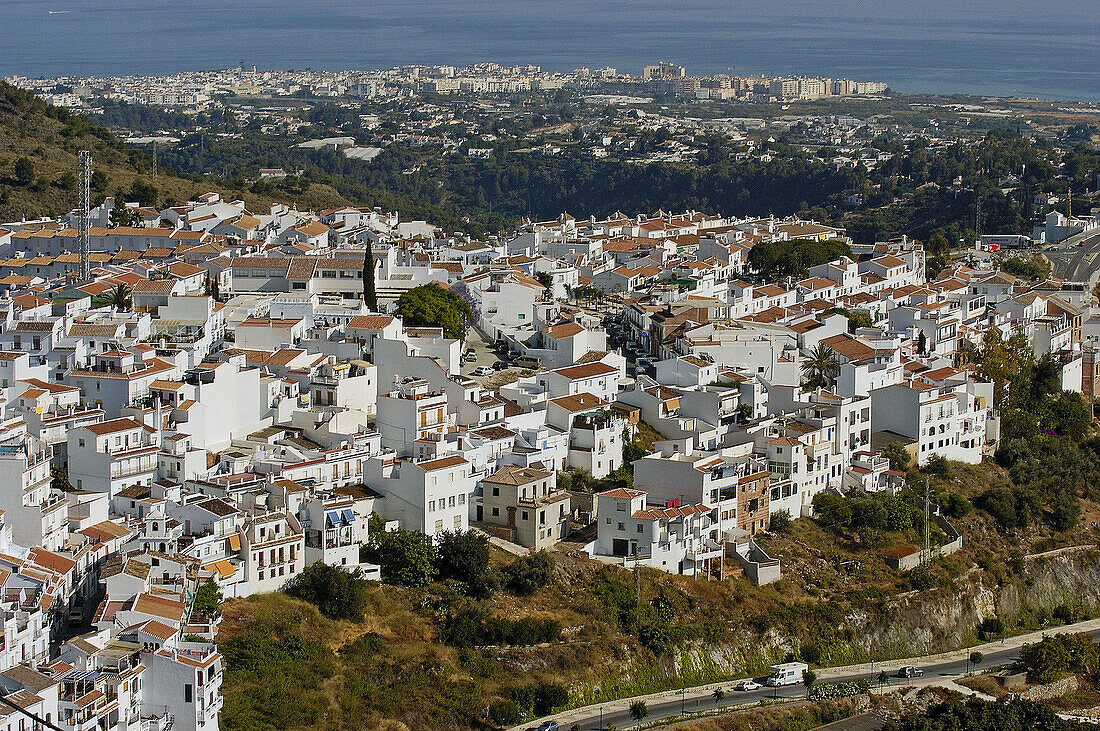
512 618 1100 731
1045 228 1100 282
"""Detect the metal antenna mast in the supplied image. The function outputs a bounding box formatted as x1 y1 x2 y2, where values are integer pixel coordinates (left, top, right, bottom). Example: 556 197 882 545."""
78 150 92 282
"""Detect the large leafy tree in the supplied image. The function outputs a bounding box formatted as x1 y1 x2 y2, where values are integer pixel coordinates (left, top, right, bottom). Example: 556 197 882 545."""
394 283 474 340
800 343 840 390
362 529 437 588
434 530 490 591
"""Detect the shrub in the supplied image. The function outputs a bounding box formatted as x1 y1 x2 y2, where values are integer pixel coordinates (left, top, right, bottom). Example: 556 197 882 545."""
770 509 791 533
638 622 672 656
808 678 869 700
629 700 649 721
1020 633 1099 683
923 454 951 477
800 643 823 665
909 566 937 592
970 651 984 666
442 606 561 648
503 551 555 596
533 682 569 716
488 699 521 726
943 493 971 519
283 562 368 622
977 617 1005 640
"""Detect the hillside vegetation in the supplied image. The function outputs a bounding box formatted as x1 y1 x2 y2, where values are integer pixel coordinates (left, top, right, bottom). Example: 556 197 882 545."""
0 82 349 222
216 456 1100 731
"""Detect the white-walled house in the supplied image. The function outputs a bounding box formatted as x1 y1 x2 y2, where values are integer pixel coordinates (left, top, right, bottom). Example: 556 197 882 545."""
367 454 473 539
589 488 722 576
68 418 160 497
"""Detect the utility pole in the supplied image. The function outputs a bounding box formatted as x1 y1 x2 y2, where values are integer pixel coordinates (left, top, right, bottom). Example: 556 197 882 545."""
78 150 92 282
152 139 158 180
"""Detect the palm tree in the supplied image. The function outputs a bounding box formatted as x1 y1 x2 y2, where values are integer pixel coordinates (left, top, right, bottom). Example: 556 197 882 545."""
106 283 132 311
801 343 840 390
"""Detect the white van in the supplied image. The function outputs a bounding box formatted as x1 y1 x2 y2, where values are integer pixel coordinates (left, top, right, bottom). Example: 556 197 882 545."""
765 661 808 687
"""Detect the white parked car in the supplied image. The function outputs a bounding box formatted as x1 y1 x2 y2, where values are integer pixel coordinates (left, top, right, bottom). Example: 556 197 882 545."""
734 679 761 691
472 365 494 377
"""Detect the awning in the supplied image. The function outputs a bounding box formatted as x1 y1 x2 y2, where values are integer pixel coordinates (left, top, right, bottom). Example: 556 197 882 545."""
341 509 355 524
202 560 235 579
226 534 241 552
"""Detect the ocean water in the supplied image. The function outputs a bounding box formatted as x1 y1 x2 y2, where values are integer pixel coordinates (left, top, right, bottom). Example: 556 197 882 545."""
1 0 1098 102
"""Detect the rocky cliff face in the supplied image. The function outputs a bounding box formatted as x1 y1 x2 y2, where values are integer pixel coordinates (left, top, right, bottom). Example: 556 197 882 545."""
666 548 1100 682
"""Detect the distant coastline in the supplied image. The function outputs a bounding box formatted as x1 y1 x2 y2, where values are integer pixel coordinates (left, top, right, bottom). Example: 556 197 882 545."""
4 0 1098 102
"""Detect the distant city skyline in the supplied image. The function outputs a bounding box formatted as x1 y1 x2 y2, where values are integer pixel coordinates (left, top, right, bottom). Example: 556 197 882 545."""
3 0 1099 101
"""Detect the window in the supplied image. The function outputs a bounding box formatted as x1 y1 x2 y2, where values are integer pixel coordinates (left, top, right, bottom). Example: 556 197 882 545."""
636 524 643 533
491 507 499 517
521 511 529 521
617 522 625 531
185 684 193 703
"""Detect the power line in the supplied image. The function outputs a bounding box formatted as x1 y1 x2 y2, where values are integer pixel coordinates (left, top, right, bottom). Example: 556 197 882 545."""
0 690 66 731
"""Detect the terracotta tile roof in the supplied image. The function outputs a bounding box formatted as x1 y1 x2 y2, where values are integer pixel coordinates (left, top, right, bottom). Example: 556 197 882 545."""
553 362 617 380
82 417 152 436
597 487 645 499
417 455 468 472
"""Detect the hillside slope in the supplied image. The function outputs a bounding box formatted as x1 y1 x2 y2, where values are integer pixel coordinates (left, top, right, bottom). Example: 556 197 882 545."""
0 83 350 222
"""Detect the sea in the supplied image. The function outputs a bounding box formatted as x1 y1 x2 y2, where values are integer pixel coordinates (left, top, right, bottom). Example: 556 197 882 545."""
2 0 1099 102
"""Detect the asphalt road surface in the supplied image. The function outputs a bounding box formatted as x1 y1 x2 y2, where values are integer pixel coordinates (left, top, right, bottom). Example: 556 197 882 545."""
515 620 1100 731
1045 228 1100 282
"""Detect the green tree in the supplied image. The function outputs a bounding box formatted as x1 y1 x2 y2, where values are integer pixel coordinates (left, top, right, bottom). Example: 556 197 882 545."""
535 271 553 298
109 202 143 228
13 157 33 186
969 651 984 666
106 283 132 310
434 530 490 592
362 245 378 311
881 442 911 472
193 578 223 617
283 562 369 622
800 343 840 390
802 669 817 698
629 700 649 721
363 529 437 587
394 283 474 340
50 465 72 492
